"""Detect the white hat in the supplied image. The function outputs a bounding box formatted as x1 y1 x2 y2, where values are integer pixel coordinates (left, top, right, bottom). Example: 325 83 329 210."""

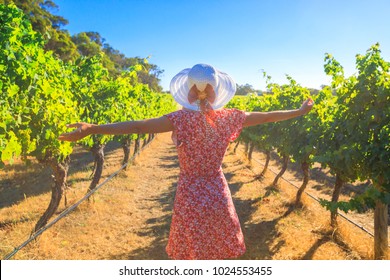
170 63 236 111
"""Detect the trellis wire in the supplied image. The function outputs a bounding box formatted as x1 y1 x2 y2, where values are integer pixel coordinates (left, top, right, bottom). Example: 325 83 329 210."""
237 144 388 244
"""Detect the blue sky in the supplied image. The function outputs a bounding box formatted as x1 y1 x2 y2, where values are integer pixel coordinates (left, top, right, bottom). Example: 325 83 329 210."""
55 0 390 91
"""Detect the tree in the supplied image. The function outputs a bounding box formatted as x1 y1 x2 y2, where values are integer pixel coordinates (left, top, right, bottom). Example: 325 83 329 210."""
71 33 164 92
2 1 165 92
71 32 102 57
1 0 79 61
124 57 164 92
236 83 257 95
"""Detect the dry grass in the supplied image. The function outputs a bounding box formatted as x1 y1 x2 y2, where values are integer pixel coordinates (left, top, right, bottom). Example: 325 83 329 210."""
229 145 379 260
0 132 386 260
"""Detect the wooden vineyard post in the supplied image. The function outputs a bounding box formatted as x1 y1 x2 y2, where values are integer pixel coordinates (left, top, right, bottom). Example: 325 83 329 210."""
374 178 388 260
374 200 388 259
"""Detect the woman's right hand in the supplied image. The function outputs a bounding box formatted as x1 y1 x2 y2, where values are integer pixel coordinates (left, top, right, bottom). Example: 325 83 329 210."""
299 98 314 115
58 122 94 142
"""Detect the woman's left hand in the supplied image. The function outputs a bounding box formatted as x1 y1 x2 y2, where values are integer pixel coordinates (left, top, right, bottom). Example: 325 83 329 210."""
58 122 93 142
299 98 314 115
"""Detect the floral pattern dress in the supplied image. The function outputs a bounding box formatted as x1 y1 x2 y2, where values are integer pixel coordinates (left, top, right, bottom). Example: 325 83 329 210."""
164 108 247 260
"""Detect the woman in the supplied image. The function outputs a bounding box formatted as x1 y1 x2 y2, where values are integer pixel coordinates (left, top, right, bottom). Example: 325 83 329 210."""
59 63 313 259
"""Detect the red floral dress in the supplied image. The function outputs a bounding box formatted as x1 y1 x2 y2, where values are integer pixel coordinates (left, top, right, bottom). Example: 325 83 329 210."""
164 108 247 260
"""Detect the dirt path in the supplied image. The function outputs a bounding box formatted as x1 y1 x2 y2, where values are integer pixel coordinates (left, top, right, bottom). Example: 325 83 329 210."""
0 132 375 259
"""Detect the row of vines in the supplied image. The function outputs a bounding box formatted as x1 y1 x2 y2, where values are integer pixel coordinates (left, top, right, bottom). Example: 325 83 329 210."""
227 43 389 259
0 4 176 234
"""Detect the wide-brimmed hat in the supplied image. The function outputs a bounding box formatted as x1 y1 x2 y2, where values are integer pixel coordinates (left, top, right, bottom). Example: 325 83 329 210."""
170 63 236 111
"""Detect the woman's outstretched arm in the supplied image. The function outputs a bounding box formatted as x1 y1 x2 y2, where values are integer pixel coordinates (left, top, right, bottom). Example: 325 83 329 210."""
58 116 174 142
243 98 314 127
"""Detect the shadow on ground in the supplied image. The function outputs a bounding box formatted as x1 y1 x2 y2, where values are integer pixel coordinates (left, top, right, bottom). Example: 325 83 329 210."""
0 162 51 209
109 145 179 260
